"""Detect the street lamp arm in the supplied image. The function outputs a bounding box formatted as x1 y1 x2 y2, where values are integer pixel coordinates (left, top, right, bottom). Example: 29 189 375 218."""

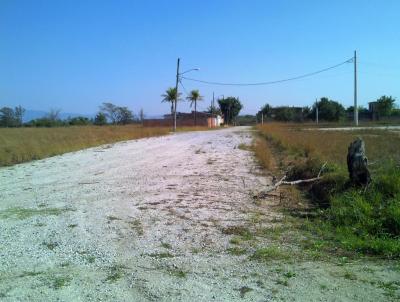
179 68 200 76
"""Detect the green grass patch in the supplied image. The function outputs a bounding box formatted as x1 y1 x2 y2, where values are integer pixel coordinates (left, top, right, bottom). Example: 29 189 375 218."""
227 247 247 256
0 207 73 220
129 219 144 235
250 246 291 261
237 143 252 151
222 225 253 240
238 286 253 298
18 271 43 278
161 242 172 249
229 237 242 245
52 275 72 289
107 215 121 221
42 241 59 251
148 252 174 259
105 264 128 282
169 269 187 278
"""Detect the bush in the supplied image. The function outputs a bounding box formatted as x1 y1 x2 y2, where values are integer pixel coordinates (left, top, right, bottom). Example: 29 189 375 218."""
68 116 91 126
322 167 400 256
309 172 348 208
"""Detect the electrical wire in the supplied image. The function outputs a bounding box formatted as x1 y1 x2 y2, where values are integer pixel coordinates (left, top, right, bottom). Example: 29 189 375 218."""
181 57 354 86
179 79 189 95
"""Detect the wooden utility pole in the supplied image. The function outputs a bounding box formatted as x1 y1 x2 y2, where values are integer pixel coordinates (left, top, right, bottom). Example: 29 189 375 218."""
354 50 358 126
261 114 264 125
174 58 180 132
316 98 319 124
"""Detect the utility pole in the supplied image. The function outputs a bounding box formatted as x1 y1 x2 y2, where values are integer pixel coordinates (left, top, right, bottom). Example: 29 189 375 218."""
174 58 180 132
316 98 319 124
212 92 215 114
261 114 264 125
354 50 358 126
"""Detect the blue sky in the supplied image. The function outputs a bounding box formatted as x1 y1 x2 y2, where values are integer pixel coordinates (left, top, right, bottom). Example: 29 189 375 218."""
0 0 399 116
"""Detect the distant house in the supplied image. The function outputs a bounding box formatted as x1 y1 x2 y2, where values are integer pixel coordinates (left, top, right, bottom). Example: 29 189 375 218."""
143 111 223 128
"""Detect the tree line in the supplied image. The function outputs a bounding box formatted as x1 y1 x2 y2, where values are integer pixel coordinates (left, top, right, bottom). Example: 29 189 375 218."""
161 87 243 125
257 95 398 122
0 103 145 127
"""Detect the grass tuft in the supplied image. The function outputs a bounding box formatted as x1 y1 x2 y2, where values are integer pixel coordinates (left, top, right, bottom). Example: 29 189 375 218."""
227 247 247 256
52 276 72 289
250 246 291 261
0 207 73 220
148 252 174 259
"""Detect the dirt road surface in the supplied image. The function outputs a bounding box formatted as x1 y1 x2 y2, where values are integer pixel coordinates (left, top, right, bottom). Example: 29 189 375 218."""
1 127 399 301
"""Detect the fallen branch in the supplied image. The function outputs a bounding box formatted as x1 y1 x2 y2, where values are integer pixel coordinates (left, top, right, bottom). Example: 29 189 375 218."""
256 162 327 198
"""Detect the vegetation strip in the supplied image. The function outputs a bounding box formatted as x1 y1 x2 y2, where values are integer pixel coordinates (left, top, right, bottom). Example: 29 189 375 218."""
254 123 400 258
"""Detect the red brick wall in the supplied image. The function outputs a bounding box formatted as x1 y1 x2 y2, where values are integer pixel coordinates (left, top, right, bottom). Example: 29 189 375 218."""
143 117 208 127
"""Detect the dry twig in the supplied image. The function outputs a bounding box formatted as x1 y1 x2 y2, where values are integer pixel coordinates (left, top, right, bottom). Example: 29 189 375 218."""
257 162 327 198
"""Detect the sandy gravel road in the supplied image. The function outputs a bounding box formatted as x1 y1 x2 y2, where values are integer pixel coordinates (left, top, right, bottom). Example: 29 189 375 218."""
1 127 399 301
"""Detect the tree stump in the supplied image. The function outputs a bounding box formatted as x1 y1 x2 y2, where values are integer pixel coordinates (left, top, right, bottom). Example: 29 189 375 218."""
347 138 371 185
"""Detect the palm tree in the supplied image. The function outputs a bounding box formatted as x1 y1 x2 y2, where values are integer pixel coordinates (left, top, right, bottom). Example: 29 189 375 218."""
186 89 203 126
161 87 181 116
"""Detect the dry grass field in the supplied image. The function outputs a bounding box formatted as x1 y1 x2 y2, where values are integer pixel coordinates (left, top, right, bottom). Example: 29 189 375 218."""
0 125 219 167
0 125 174 166
256 123 400 167
254 123 400 258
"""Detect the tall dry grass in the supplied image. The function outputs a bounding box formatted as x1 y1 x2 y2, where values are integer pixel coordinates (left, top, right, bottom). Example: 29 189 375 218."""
0 125 171 166
253 136 274 171
257 123 400 166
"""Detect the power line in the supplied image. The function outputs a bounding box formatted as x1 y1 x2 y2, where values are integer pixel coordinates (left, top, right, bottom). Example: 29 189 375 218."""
181 57 354 86
179 79 189 95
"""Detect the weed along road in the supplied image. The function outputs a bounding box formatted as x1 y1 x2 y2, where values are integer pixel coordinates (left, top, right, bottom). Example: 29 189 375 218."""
0 127 399 301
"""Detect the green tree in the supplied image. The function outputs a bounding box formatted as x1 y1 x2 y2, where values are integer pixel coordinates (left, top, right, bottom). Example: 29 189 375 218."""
46 108 61 122
116 106 134 125
0 107 16 127
376 95 396 117
139 108 145 124
274 107 296 121
256 103 272 121
94 112 107 125
14 106 25 126
312 97 345 121
218 97 243 125
206 104 221 116
162 87 181 116
100 102 119 124
186 89 203 126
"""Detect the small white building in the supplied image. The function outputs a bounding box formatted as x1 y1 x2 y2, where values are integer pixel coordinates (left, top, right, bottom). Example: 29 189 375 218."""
207 115 224 128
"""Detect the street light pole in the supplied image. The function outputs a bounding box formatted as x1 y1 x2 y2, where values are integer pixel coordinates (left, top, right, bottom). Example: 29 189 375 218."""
354 50 358 126
174 58 180 132
172 58 199 132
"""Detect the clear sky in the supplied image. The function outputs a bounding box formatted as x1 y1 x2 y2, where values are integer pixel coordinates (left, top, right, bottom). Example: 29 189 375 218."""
0 0 399 116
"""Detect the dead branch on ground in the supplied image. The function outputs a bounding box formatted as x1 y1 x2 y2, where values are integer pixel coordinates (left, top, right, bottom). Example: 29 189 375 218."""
256 162 327 199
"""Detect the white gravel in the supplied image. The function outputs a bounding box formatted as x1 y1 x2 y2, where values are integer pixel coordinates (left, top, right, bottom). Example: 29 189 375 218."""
0 127 399 301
